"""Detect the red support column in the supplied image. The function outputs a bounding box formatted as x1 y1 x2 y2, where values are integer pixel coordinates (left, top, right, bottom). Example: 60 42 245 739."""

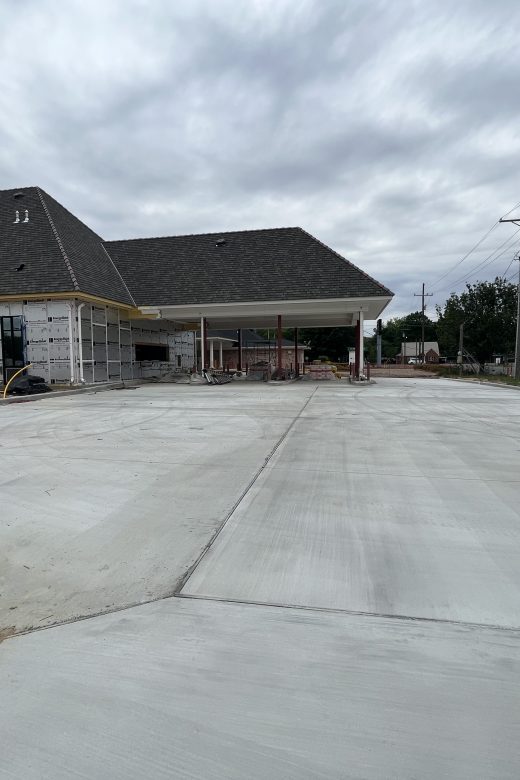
277 315 283 373
354 320 360 379
237 329 243 372
294 327 299 377
203 318 209 372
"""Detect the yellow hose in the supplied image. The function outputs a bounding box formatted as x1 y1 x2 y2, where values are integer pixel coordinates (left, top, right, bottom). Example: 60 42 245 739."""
2 364 33 399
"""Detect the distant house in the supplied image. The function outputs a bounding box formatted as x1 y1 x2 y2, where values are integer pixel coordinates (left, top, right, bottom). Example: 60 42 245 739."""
396 341 440 364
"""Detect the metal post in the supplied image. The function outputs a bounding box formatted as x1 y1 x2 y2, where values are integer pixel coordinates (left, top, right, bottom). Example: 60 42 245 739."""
277 315 283 372
421 283 425 363
358 311 364 377
200 316 205 371
294 327 299 377
354 321 360 378
203 318 209 372
237 329 243 372
458 323 464 376
376 319 382 367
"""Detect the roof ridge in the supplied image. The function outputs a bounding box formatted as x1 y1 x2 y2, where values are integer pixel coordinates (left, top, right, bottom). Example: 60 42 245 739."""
101 244 137 307
296 227 394 297
36 187 80 291
106 226 300 244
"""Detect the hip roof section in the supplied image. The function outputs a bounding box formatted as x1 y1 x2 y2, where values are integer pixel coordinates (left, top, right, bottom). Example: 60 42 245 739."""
106 227 393 307
0 187 393 310
0 187 134 306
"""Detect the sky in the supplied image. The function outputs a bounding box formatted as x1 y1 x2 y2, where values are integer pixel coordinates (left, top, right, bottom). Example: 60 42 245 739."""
1 0 520 324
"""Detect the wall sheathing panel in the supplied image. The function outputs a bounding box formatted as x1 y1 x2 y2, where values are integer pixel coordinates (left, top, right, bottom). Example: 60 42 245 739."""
0 299 195 384
0 299 75 384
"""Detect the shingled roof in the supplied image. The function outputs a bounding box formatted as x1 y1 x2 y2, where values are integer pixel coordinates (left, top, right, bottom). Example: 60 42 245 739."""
0 187 134 306
106 227 392 307
0 187 393 310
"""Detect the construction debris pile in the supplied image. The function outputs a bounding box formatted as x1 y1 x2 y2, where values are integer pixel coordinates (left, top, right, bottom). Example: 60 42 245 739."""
303 361 339 380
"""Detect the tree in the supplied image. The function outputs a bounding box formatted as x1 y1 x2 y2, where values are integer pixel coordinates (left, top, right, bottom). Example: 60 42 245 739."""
298 327 356 362
436 278 517 363
365 312 437 362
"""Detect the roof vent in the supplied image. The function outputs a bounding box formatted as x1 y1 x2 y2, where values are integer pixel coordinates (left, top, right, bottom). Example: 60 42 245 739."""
13 191 24 199
23 209 29 223
13 210 20 224
215 238 227 247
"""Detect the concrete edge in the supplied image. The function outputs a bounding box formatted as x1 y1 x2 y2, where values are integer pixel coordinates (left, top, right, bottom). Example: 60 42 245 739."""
442 377 520 392
0 380 146 405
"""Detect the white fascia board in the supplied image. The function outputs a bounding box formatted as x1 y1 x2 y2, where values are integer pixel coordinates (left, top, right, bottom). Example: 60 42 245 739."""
139 296 392 324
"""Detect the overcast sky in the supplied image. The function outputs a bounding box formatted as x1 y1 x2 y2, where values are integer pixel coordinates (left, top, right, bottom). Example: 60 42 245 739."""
1 0 520 323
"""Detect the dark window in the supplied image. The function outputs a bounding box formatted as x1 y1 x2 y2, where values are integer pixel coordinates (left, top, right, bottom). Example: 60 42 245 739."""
1 316 26 383
135 343 169 362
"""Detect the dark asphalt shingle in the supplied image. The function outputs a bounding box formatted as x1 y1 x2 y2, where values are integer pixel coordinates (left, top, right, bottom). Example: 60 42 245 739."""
106 227 392 306
0 187 74 295
0 187 393 308
0 187 134 305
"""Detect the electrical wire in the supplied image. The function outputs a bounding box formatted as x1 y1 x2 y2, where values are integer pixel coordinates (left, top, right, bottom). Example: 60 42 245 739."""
500 256 516 279
429 198 520 289
447 232 520 289
432 229 520 294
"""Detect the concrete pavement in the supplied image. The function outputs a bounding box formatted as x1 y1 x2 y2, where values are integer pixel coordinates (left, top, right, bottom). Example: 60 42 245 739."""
1 378 519 778
0 383 311 632
183 381 520 626
2 596 518 780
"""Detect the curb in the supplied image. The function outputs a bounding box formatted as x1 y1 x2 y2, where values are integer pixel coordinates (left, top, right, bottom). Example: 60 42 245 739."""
442 377 520 392
0 381 144 406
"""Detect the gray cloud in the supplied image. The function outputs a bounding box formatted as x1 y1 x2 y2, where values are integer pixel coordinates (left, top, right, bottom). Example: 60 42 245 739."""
1 0 520 319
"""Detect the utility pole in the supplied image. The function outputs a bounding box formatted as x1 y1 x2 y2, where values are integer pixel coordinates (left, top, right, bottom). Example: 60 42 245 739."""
458 323 464 376
515 256 520 379
414 283 433 363
499 218 520 379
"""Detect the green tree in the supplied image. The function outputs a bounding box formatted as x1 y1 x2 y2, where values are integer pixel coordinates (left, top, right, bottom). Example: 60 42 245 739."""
298 327 356 362
366 312 437 362
436 278 517 363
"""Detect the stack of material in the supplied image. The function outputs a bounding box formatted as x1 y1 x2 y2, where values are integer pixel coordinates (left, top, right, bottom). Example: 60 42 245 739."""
7 374 51 395
306 362 337 380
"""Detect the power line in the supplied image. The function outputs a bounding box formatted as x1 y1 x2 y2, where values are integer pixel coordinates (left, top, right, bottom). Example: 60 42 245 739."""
501 256 515 279
432 229 520 294
446 232 520 290
429 198 520 289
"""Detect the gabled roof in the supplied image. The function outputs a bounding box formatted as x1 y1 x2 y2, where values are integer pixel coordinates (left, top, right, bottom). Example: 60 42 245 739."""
0 187 134 306
106 227 392 307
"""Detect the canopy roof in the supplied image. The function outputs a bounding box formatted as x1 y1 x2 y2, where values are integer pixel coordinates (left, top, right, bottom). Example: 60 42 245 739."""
0 186 393 326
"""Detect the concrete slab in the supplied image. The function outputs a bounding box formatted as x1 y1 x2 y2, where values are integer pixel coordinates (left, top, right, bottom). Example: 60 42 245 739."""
0 383 316 632
1 597 519 780
183 379 520 627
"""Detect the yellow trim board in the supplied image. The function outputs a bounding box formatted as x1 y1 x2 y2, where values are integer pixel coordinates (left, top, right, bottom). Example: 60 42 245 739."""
0 291 139 313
